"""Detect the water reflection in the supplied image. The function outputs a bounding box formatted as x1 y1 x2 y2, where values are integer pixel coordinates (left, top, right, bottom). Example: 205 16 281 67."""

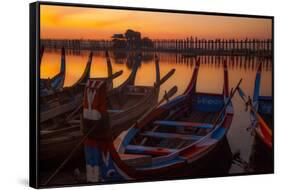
40 49 272 174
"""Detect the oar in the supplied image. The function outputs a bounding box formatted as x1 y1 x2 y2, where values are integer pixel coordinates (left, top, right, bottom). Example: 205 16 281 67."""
79 70 123 86
162 86 178 103
155 69 176 88
43 85 178 186
211 78 243 129
106 70 123 81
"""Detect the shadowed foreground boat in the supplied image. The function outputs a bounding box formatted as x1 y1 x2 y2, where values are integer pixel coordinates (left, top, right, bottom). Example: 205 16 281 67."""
81 60 241 182
40 54 174 165
40 138 233 187
40 50 117 164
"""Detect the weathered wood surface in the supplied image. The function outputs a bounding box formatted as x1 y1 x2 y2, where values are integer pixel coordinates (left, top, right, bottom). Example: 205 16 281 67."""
41 94 82 123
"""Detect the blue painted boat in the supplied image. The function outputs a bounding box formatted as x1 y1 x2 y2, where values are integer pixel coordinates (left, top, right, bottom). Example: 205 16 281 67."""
238 63 272 149
251 63 273 149
82 60 239 182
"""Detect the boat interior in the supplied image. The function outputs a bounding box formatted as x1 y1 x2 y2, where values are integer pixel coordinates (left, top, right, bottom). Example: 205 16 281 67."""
122 92 225 159
108 85 154 113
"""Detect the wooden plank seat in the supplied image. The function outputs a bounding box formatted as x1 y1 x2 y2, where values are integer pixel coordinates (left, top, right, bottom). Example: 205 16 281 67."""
119 153 152 167
125 85 151 96
141 131 203 141
125 145 177 156
154 120 213 129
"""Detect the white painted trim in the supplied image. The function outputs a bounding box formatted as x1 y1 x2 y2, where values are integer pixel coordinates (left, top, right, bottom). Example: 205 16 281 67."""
83 108 102 121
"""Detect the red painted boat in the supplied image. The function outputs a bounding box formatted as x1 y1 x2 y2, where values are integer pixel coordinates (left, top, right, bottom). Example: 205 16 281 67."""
82 60 239 182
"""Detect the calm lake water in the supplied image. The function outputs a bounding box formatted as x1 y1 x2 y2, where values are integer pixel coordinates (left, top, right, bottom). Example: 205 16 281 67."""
41 49 272 175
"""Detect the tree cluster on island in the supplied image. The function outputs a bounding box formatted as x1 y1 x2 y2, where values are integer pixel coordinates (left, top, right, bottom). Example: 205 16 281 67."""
111 29 154 50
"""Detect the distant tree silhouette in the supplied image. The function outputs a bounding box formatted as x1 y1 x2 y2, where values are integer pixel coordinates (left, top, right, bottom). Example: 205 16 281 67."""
124 29 141 49
111 33 126 49
111 29 153 50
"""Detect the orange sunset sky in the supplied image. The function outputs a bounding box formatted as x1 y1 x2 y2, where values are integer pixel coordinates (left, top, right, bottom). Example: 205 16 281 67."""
40 5 272 40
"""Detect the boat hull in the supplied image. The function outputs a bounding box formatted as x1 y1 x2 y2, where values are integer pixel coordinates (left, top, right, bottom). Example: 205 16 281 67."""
39 88 159 166
140 138 232 180
119 114 233 180
249 135 273 173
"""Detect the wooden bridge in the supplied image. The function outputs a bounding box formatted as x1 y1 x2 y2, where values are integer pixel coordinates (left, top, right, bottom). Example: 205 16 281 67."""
41 37 272 57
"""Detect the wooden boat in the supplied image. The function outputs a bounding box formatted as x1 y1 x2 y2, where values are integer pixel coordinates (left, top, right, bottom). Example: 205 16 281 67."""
39 51 117 164
40 47 66 97
238 63 272 149
40 50 94 126
82 60 241 182
40 54 174 164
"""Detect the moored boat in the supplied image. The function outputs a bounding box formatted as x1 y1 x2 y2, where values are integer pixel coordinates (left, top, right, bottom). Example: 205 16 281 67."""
238 63 272 149
39 51 119 163
40 50 94 125
82 60 241 182
40 54 174 165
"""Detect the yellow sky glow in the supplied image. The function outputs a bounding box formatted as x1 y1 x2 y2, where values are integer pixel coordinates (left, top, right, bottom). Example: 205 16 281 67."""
40 5 272 40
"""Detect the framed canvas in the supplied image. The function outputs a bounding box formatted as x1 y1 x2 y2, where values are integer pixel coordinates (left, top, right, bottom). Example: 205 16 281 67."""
30 1 274 188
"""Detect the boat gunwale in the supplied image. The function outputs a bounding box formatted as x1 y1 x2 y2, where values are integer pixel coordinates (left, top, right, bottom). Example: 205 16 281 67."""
40 47 66 93
120 60 233 168
251 62 272 149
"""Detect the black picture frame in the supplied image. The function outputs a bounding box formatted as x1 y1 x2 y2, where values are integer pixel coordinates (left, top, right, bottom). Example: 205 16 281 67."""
30 1 274 188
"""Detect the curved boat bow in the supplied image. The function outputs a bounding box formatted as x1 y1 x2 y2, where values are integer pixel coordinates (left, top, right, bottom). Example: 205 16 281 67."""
82 60 237 182
40 47 66 97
